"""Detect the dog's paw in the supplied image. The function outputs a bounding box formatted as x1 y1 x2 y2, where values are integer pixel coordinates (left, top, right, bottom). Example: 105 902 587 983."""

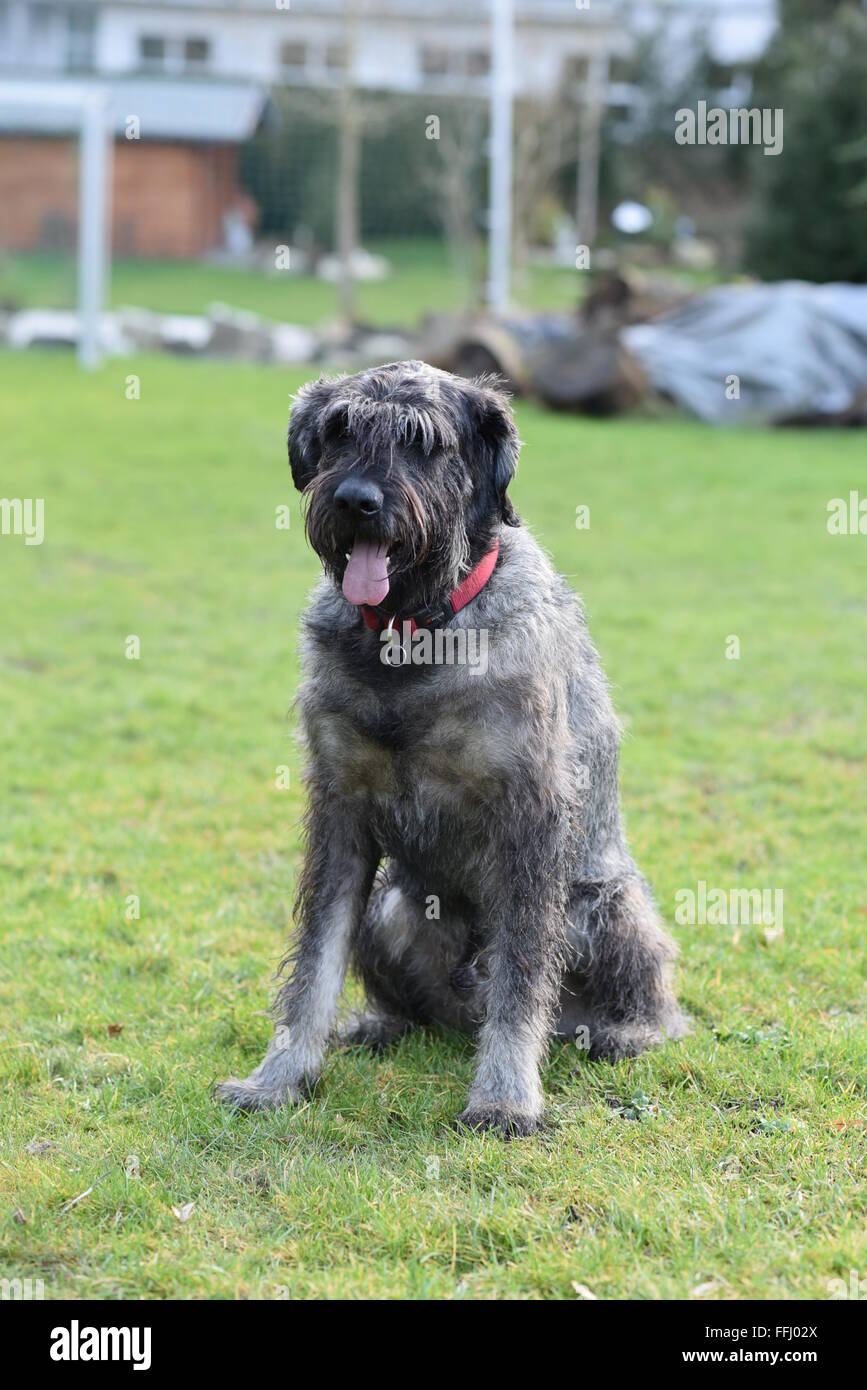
586 1017 684 1063
455 1103 543 1140
586 1035 643 1063
214 1077 307 1113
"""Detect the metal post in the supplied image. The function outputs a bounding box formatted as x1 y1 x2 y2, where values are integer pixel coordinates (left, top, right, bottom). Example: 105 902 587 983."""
78 92 110 369
487 0 514 312
336 0 360 328
576 51 608 252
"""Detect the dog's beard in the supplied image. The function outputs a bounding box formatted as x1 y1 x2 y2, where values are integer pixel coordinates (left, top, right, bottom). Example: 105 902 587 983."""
304 461 470 613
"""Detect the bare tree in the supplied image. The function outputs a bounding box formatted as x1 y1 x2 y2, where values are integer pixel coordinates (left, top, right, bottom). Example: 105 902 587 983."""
511 95 582 272
420 101 488 310
272 10 392 328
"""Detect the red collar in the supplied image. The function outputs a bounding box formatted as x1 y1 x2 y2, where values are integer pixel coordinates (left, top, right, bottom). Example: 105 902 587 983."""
359 539 500 634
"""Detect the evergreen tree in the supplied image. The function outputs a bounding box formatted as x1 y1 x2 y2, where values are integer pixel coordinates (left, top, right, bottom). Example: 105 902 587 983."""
745 3 867 282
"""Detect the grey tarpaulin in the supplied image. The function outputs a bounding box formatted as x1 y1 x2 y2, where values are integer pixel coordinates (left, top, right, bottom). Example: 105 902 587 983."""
622 282 867 425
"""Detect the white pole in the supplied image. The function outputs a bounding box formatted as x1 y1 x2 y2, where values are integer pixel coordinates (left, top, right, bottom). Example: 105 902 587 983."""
576 51 608 251
78 91 110 369
487 0 514 313
337 0 360 328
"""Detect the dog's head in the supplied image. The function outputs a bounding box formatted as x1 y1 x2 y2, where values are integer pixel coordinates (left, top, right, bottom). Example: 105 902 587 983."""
288 360 520 613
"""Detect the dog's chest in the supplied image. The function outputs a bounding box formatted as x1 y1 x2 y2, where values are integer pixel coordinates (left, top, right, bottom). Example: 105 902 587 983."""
308 697 510 804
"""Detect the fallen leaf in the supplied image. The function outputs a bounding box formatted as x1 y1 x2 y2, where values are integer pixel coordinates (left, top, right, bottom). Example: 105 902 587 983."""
107 1023 124 1037
172 1202 195 1223
25 1139 52 1157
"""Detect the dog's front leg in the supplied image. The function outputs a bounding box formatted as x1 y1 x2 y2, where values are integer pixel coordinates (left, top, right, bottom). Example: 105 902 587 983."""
216 795 377 1112
458 848 567 1138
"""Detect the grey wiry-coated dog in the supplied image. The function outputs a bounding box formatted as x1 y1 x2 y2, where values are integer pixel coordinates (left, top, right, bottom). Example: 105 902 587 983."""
216 360 687 1135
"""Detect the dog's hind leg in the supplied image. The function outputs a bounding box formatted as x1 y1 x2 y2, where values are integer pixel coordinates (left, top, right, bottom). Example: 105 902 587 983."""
338 1011 410 1051
347 873 481 1040
557 876 688 1059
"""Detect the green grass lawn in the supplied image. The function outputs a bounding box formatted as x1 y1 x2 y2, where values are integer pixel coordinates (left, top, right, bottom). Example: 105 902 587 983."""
1 350 865 1300
0 238 583 326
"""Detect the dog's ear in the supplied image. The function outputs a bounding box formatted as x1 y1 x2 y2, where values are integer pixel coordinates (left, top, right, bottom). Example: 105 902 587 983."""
468 377 521 527
287 377 339 492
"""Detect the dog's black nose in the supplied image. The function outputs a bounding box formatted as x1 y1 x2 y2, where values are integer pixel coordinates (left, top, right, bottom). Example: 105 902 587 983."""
334 477 383 518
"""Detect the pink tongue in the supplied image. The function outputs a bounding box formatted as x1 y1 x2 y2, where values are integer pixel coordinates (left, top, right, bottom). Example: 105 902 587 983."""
342 537 390 606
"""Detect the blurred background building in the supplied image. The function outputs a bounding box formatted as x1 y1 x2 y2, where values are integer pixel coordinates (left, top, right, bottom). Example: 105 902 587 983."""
0 1 774 94
0 0 777 259
0 0 865 415
0 73 265 256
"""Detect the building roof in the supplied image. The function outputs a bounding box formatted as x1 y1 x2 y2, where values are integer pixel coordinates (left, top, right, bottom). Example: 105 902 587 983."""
0 76 268 143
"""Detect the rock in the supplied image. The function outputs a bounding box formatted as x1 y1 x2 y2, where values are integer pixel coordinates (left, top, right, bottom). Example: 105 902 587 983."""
7 309 132 354
207 302 273 361
351 331 412 366
8 309 79 349
316 249 390 283
270 322 318 364
115 306 166 351
158 314 213 355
